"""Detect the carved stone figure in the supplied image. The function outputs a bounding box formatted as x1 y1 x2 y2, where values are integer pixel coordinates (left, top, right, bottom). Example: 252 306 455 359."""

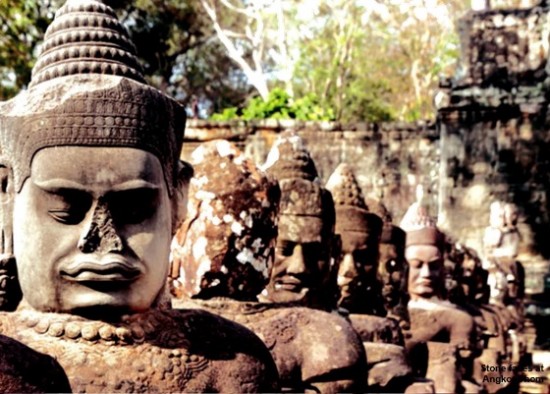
484 201 525 319
170 141 367 392
325 164 385 316
260 131 339 311
483 201 527 369
366 197 410 326
325 165 414 392
170 140 280 301
445 243 515 392
0 123 22 312
0 2 278 392
0 334 71 393
400 200 480 393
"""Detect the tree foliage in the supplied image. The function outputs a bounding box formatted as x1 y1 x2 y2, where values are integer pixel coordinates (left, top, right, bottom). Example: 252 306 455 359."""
211 87 335 121
0 0 60 100
0 0 538 121
0 0 250 115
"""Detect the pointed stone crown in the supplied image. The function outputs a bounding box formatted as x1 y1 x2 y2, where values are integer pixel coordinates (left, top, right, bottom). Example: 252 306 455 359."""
326 163 367 209
262 131 330 219
400 189 444 248
262 130 319 182
30 0 145 87
366 197 405 245
326 164 382 236
1 0 185 195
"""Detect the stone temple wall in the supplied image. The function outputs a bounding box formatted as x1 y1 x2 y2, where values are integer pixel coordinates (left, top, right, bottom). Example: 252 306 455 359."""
182 119 439 226
180 3 550 296
438 3 550 296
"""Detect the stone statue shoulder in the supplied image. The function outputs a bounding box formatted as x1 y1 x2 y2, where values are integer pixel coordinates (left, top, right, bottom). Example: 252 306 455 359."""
0 308 279 393
347 312 404 345
408 299 476 351
179 299 367 393
0 333 71 392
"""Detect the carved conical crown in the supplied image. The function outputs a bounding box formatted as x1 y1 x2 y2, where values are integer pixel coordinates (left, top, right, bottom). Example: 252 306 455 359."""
1 0 185 195
30 0 145 87
326 164 382 236
326 163 366 209
262 131 319 182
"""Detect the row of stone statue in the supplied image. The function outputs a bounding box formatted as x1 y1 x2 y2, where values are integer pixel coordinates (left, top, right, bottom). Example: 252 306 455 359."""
165 133 531 393
0 0 533 392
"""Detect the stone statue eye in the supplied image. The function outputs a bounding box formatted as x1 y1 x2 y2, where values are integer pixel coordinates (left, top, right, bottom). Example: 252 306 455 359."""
276 240 295 257
386 259 398 272
109 188 158 225
47 190 91 225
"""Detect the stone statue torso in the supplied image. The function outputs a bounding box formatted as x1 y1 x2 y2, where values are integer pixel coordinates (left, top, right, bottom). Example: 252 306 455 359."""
176 299 366 393
0 307 278 393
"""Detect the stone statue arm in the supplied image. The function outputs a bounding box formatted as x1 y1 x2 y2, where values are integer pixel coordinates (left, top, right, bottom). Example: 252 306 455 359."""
300 312 368 393
171 309 280 393
210 351 280 393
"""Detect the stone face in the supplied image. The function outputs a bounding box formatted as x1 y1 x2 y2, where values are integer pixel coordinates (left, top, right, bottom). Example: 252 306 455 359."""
326 164 385 316
170 140 280 301
0 0 280 391
170 139 365 392
261 131 338 310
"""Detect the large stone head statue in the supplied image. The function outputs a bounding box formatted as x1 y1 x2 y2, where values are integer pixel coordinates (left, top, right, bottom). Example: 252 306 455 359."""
400 199 445 301
325 163 383 315
261 131 337 310
367 198 409 320
0 0 190 317
170 140 280 301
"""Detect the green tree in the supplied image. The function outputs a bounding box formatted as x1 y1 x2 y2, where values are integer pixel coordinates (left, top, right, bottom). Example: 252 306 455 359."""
0 0 60 100
0 0 250 116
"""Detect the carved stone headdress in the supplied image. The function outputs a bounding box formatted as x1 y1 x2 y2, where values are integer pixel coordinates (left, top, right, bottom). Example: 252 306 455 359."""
326 163 382 240
262 131 334 238
366 197 406 248
171 140 280 300
0 0 185 195
400 190 444 249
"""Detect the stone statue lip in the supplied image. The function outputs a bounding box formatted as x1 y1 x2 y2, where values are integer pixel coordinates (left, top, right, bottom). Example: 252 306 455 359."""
337 275 354 288
60 258 141 282
415 279 434 287
274 276 308 292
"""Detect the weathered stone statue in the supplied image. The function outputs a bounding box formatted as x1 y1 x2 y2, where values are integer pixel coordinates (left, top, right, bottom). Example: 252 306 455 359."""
325 164 412 392
0 334 71 393
170 140 367 393
0 1 278 392
444 242 516 392
366 197 410 327
260 131 339 311
400 200 480 393
0 127 22 312
483 201 527 370
325 164 385 316
484 201 525 320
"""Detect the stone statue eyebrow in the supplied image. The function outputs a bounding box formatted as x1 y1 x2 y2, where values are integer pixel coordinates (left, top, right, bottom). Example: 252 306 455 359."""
33 179 160 193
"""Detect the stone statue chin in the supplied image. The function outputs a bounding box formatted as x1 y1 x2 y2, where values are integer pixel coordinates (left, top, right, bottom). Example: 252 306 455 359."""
0 1 279 391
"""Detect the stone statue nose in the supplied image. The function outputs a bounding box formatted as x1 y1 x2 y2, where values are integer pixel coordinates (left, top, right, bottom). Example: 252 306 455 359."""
286 244 307 274
78 199 124 254
339 253 358 278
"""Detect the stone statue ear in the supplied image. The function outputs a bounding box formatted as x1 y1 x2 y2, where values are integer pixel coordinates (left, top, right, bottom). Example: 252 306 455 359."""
331 233 342 269
0 160 21 311
0 160 14 256
171 160 194 235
